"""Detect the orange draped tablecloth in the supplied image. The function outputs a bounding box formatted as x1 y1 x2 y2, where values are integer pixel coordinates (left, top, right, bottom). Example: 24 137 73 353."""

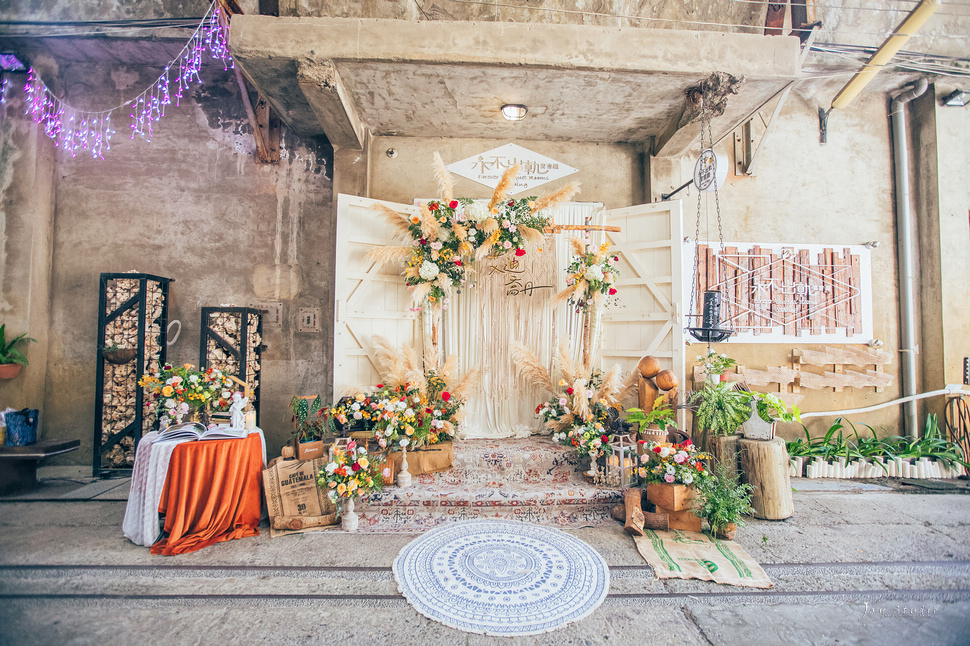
150 433 263 556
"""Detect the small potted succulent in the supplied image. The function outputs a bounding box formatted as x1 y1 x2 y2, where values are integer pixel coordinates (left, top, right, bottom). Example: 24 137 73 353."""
0 324 36 379
694 460 754 540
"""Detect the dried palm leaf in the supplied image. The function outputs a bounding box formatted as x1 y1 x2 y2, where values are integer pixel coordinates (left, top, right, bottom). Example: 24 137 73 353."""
592 290 605 307
436 274 452 292
530 181 580 214
409 283 432 307
441 420 457 435
550 286 574 308
482 217 499 235
451 222 468 241
488 164 520 211
518 225 544 247
432 152 454 202
371 204 413 238
573 379 592 421
402 344 427 395
451 366 481 401
596 364 623 405
420 204 440 240
570 236 586 257
372 336 406 388
511 341 556 395
439 354 459 382
553 342 580 386
617 369 640 406
365 245 413 269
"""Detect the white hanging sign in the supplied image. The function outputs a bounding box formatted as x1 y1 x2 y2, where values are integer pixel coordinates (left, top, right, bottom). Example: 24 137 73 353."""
446 143 578 194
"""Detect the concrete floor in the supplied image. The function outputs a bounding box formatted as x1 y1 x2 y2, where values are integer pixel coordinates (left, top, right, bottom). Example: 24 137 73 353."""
1 474 969 645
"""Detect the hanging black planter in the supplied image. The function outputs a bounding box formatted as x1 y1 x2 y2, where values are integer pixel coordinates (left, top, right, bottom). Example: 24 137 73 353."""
688 290 734 343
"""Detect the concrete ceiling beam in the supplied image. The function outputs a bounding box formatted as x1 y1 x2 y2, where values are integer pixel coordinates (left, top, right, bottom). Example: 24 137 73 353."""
296 60 366 150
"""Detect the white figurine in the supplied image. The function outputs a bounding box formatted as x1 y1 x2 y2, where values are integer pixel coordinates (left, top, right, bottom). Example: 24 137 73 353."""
230 392 249 429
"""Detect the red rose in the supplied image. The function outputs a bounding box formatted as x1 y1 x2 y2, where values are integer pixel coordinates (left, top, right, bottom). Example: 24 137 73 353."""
376 384 383 388
608 288 617 295
455 259 462 266
683 439 692 447
352 462 361 472
601 435 609 443
613 256 619 262
449 200 458 209
536 405 542 414
429 202 439 211
419 238 427 246
566 387 574 395
508 200 514 207
653 446 662 454
515 248 526 257
442 392 451 401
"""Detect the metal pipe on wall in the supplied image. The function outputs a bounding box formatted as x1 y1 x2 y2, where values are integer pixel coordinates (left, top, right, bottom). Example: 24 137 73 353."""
890 78 928 439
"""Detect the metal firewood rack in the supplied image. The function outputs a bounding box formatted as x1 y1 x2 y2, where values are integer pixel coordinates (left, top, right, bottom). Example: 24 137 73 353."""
93 273 173 477
199 307 263 425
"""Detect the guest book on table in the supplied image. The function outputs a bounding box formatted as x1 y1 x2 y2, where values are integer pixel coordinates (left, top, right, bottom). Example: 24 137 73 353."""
155 422 248 442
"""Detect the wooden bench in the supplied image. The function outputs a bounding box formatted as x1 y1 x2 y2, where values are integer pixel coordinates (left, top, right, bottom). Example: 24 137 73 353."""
0 439 81 496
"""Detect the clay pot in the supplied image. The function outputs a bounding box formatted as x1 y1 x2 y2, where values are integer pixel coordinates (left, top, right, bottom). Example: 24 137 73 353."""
655 369 678 391
715 522 738 541
102 348 137 365
0 363 23 379
637 355 661 379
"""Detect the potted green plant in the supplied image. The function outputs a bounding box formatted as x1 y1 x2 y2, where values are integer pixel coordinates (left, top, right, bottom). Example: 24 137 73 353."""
625 396 677 444
696 348 737 383
740 391 801 441
0 324 36 379
290 395 328 460
102 343 137 365
688 379 752 437
694 460 754 540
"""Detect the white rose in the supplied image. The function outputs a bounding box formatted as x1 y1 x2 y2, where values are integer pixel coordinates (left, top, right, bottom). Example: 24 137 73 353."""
659 447 671 458
465 201 489 222
584 265 605 282
400 438 410 447
419 261 440 281
325 462 337 473
405 408 414 417
165 398 176 408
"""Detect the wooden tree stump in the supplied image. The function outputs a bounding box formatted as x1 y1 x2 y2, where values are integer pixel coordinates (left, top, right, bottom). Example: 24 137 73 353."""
739 437 794 520
702 433 740 482
638 376 660 411
623 488 646 536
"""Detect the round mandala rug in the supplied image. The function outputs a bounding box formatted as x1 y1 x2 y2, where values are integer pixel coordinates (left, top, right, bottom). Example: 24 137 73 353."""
393 519 610 636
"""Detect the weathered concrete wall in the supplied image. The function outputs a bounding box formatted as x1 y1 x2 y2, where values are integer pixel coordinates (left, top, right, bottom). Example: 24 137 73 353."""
653 92 903 438
368 136 639 208
24 61 334 466
0 80 56 424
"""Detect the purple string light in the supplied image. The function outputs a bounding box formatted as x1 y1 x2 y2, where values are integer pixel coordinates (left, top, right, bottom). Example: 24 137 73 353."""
22 2 232 160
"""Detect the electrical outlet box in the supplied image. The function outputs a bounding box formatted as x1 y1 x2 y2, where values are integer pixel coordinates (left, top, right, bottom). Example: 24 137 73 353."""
252 302 283 328
298 307 321 333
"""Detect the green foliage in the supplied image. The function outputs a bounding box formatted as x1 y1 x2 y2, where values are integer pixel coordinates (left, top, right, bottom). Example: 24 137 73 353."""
694 461 754 537
749 392 801 423
785 415 969 471
625 396 677 432
290 395 328 442
0 324 36 366
688 380 751 436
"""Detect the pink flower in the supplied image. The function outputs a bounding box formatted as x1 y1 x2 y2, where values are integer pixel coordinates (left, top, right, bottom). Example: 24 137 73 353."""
674 453 686 464
502 240 513 249
383 467 391 478
347 440 357 452
664 473 675 483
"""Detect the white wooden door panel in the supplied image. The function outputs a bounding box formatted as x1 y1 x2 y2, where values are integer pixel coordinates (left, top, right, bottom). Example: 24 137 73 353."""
333 193 422 397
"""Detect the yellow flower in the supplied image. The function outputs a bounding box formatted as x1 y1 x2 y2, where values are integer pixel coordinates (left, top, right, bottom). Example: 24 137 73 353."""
438 216 446 223
410 215 421 224
358 457 369 469
161 385 174 397
348 480 359 492
405 426 414 436
355 393 365 402
336 483 346 495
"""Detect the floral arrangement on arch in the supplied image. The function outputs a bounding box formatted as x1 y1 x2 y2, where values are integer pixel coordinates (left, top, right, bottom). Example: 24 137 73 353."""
363 337 480 450
317 439 388 503
637 439 712 486
553 238 621 313
138 363 237 426
514 341 638 458
368 153 580 307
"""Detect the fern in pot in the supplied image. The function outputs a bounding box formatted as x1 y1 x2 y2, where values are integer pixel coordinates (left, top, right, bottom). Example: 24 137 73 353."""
688 379 751 437
694 460 754 540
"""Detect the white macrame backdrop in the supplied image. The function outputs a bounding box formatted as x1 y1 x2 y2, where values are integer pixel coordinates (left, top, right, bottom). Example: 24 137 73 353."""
445 202 606 439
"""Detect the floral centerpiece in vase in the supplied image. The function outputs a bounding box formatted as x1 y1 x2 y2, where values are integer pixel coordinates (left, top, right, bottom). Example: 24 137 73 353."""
317 439 389 532
637 439 712 522
139 363 236 428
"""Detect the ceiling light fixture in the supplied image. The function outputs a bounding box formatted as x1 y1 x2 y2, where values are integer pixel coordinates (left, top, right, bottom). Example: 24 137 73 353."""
942 89 968 107
501 104 528 121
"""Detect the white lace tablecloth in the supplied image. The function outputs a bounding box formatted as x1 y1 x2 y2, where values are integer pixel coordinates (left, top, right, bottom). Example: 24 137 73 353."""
122 428 266 547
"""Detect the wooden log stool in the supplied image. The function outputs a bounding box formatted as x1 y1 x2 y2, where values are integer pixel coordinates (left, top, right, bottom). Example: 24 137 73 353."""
739 437 794 519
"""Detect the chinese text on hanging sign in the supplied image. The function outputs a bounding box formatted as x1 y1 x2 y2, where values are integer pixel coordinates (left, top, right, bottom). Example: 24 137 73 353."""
447 143 578 194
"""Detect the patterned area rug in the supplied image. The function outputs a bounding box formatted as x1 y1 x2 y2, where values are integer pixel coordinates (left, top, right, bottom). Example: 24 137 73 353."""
393 519 610 636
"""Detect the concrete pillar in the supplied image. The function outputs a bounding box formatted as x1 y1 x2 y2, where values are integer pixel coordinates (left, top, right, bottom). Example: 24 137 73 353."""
0 77 56 432
911 84 970 420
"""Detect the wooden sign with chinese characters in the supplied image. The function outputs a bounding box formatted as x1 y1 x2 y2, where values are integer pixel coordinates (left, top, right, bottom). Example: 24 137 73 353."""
685 242 873 343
